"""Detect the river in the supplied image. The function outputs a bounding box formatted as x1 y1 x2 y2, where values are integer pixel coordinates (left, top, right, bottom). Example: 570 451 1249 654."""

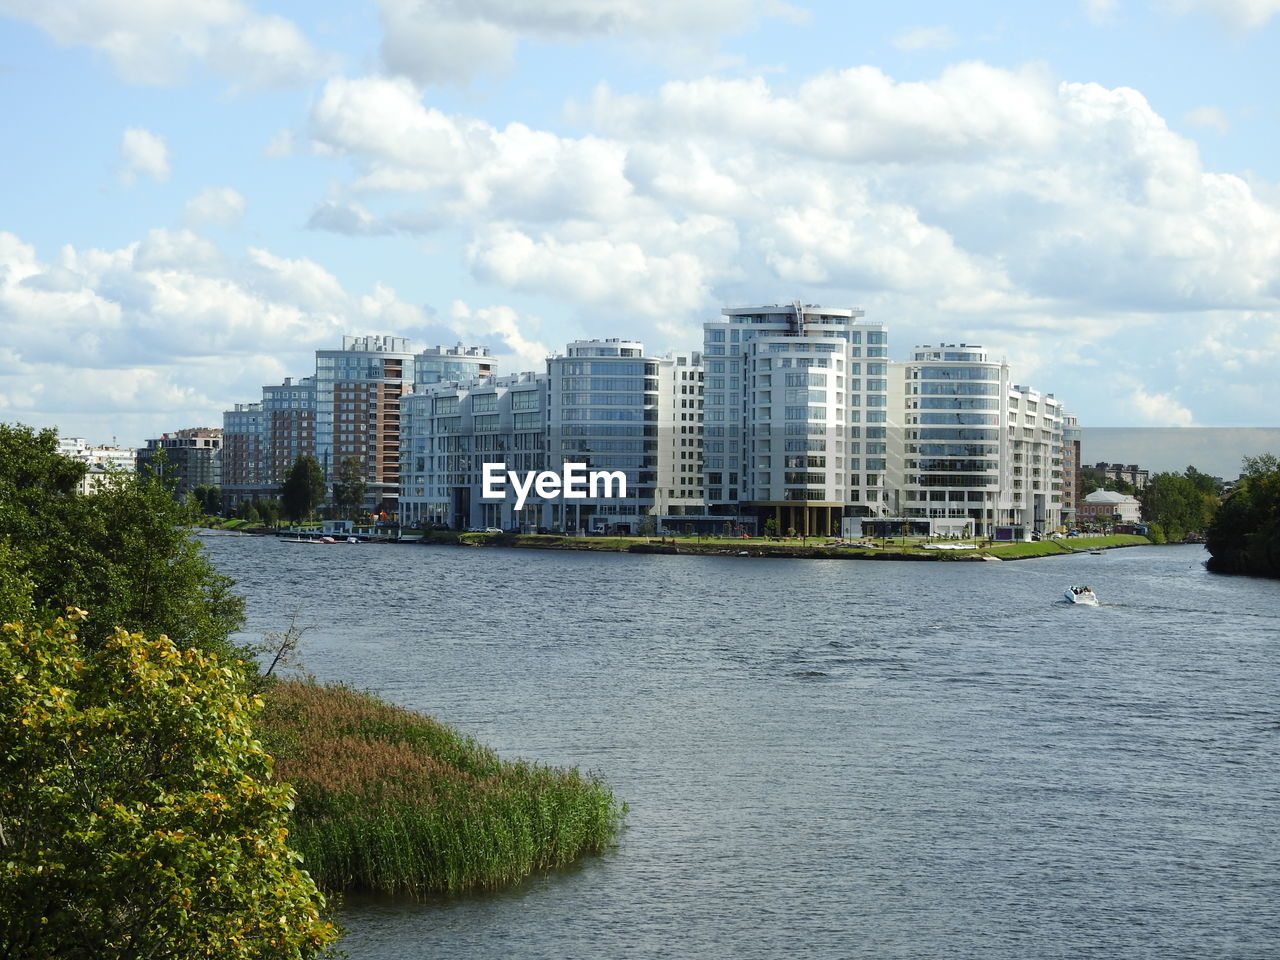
201 536 1280 959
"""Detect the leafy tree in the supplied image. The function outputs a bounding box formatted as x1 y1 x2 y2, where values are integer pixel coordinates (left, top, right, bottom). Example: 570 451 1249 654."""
1140 472 1209 542
1183 465 1218 495
0 424 244 657
763 517 778 537
254 498 282 527
0 610 339 959
190 484 221 515
280 455 326 523
1207 456 1280 577
331 456 367 520
1242 453 1280 477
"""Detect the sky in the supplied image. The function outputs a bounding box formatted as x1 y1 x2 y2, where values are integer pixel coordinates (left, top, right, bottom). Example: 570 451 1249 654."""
1 0 1278 454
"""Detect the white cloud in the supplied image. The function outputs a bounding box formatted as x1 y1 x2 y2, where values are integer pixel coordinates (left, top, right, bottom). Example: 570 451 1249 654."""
373 0 807 85
297 60 1280 424
1184 105 1231 134
184 187 247 227
1126 381 1196 426
0 228 453 441
119 127 170 186
892 26 957 52
1083 0 1119 24
265 128 295 159
1164 0 1280 29
0 0 330 87
448 301 551 373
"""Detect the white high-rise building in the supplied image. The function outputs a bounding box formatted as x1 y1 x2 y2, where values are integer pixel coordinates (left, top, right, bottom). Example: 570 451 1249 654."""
399 339 700 533
703 302 889 537
887 343 1063 537
399 371 548 531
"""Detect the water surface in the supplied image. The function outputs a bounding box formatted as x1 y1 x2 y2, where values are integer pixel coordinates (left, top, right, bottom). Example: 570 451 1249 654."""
203 537 1280 959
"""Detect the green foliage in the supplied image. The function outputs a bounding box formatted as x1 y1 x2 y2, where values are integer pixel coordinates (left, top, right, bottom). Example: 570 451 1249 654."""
1146 521 1167 544
1207 457 1280 577
331 457 367 520
763 517 778 537
236 500 261 523
0 424 244 657
0 610 339 959
259 680 625 896
191 485 221 515
1140 471 1212 542
280 456 326 523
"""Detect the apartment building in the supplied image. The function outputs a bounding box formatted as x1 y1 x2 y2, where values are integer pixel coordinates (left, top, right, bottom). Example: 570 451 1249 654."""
1061 413 1082 529
886 344 1063 538
399 371 548 531
703 302 889 537
221 339 492 516
57 437 136 494
398 340 701 533
1093 462 1150 489
137 428 222 497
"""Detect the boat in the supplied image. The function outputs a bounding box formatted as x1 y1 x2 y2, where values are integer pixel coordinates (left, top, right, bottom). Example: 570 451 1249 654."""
1064 586 1099 605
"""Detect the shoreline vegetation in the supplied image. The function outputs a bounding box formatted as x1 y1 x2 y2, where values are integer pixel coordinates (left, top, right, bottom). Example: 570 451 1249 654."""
0 423 625 959
258 680 625 897
205 519 1154 561
430 530 1154 560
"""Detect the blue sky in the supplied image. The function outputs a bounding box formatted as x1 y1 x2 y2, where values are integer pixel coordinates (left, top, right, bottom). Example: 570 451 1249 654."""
1 0 1278 453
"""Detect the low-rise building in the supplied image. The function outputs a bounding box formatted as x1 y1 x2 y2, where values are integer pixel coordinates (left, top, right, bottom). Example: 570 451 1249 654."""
1078 489 1142 524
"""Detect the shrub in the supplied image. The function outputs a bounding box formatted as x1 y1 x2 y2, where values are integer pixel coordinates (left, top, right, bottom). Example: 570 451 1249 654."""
0 611 339 959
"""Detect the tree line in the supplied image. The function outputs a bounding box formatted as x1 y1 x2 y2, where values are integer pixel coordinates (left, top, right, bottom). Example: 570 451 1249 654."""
1205 454 1280 577
0 424 339 957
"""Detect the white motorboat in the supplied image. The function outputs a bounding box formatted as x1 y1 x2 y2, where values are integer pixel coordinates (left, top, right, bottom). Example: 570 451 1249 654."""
1065 586 1099 605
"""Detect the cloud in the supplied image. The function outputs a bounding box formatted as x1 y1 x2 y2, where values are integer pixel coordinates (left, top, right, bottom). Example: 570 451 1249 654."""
298 60 1280 425
184 187 247 227
372 0 807 85
448 300 551 373
306 201 392 236
0 0 331 87
1163 0 1280 29
1184 105 1230 134
1083 0 1119 24
0 228 458 442
1126 382 1196 426
892 26 957 52
119 127 170 186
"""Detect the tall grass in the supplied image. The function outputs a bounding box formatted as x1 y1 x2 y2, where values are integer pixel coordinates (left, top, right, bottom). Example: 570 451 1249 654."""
258 680 625 896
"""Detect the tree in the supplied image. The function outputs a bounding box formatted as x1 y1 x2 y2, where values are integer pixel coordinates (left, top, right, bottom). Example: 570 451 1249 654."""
763 517 778 537
0 610 339 959
280 455 325 523
0 424 243 657
1207 456 1280 577
331 457 366 520
1140 472 1208 542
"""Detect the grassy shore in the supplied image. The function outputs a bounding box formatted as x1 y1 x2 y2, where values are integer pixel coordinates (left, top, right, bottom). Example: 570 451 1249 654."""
257 679 624 896
420 529 1151 560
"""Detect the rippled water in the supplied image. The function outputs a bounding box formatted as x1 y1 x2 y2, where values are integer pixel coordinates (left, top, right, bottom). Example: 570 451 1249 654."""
202 536 1280 959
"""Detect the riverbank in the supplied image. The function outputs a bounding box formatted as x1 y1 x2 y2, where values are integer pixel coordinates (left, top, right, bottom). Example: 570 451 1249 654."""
415 530 1152 561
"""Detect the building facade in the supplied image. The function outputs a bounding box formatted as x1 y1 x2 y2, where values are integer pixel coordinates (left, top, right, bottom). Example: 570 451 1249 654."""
884 344 1064 538
137 428 222 497
703 302 889 537
399 371 548 531
57 437 136 494
398 340 701 533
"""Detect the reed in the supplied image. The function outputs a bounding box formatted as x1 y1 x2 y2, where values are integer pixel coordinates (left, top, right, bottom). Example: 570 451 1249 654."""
256 679 624 896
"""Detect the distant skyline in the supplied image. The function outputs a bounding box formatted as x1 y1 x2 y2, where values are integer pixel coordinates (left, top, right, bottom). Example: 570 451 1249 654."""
1082 428 1280 479
2 1 1278 448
